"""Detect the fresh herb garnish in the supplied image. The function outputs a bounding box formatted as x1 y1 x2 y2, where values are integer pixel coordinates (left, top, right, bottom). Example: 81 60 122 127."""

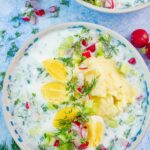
58 119 72 128
54 127 76 150
0 142 8 150
32 93 36 97
31 28 39 34
11 14 22 28
98 34 119 58
59 57 74 67
7 42 19 57
11 139 20 150
60 0 70 6
0 139 20 150
82 76 98 96
66 76 78 93
0 72 5 91
0 30 6 39
76 110 89 123
14 99 21 105
41 105 48 112
80 137 87 144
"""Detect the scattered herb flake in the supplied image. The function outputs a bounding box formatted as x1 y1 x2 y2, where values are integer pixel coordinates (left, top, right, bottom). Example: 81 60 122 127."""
59 57 74 67
11 139 20 150
31 28 39 34
0 30 6 39
14 99 21 105
7 42 19 57
60 0 70 6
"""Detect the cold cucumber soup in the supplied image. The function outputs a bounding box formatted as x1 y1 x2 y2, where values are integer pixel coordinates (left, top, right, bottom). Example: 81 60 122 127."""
83 0 150 9
7 26 149 150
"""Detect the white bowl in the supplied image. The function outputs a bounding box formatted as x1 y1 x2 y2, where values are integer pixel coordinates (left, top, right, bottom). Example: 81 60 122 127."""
2 22 150 150
76 0 150 13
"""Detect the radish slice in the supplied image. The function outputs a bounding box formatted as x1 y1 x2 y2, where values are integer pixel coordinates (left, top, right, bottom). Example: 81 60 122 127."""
105 0 115 9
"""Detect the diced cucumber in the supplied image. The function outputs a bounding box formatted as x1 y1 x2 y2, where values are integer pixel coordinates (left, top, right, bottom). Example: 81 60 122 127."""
99 34 111 43
29 127 40 136
125 115 135 124
42 132 53 146
106 119 119 128
85 100 93 114
58 134 67 142
57 36 74 57
118 63 131 75
95 0 103 6
96 42 104 57
47 103 57 110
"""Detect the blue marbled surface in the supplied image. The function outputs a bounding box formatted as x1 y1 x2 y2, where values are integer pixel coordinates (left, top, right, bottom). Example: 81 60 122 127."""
0 0 150 149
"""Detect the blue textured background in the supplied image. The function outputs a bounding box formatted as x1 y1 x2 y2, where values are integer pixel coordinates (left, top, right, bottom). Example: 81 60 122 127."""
0 0 150 149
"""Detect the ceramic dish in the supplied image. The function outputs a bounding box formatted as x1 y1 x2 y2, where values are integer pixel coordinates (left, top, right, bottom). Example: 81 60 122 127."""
2 22 150 150
76 0 150 13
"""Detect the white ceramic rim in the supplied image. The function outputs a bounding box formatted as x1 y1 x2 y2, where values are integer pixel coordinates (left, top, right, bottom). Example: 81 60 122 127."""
2 22 150 150
76 0 150 13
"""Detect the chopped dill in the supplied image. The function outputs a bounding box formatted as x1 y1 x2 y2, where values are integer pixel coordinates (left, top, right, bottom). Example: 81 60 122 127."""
60 0 70 6
66 76 78 93
82 76 98 96
58 57 74 67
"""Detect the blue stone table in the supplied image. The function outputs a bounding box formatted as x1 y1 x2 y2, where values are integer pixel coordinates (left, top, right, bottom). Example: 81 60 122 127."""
0 0 150 149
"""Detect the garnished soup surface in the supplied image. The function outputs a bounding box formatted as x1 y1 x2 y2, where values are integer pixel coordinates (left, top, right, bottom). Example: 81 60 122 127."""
8 26 149 150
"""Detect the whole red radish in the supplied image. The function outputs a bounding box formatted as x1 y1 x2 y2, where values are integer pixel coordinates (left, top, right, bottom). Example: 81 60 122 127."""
146 43 150 59
130 29 149 48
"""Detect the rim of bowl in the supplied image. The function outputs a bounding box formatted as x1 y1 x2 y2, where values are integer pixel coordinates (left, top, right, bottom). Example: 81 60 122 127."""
2 22 150 150
75 0 150 14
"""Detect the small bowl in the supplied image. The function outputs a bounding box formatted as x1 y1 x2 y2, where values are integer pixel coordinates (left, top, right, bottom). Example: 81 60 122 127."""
76 0 150 13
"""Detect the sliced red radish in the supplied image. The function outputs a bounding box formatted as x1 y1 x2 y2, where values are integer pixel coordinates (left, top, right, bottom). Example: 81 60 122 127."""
79 67 88 70
80 127 87 138
136 95 143 101
49 6 57 13
101 147 107 150
146 43 150 59
53 139 60 147
79 64 88 70
105 0 115 9
128 58 136 65
82 51 91 58
82 39 88 47
77 86 83 93
73 121 81 127
25 102 29 109
30 15 37 25
86 44 96 52
78 141 89 150
22 17 30 22
34 9 45 16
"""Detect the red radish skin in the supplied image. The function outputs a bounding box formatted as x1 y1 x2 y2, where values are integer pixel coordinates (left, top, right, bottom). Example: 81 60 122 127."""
25 102 29 109
128 58 136 65
53 140 60 147
79 67 88 70
130 29 149 48
86 44 96 52
49 6 57 13
105 0 115 9
22 17 30 22
82 51 91 58
146 43 150 59
35 9 45 16
82 40 88 47
73 121 81 127
78 141 89 150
